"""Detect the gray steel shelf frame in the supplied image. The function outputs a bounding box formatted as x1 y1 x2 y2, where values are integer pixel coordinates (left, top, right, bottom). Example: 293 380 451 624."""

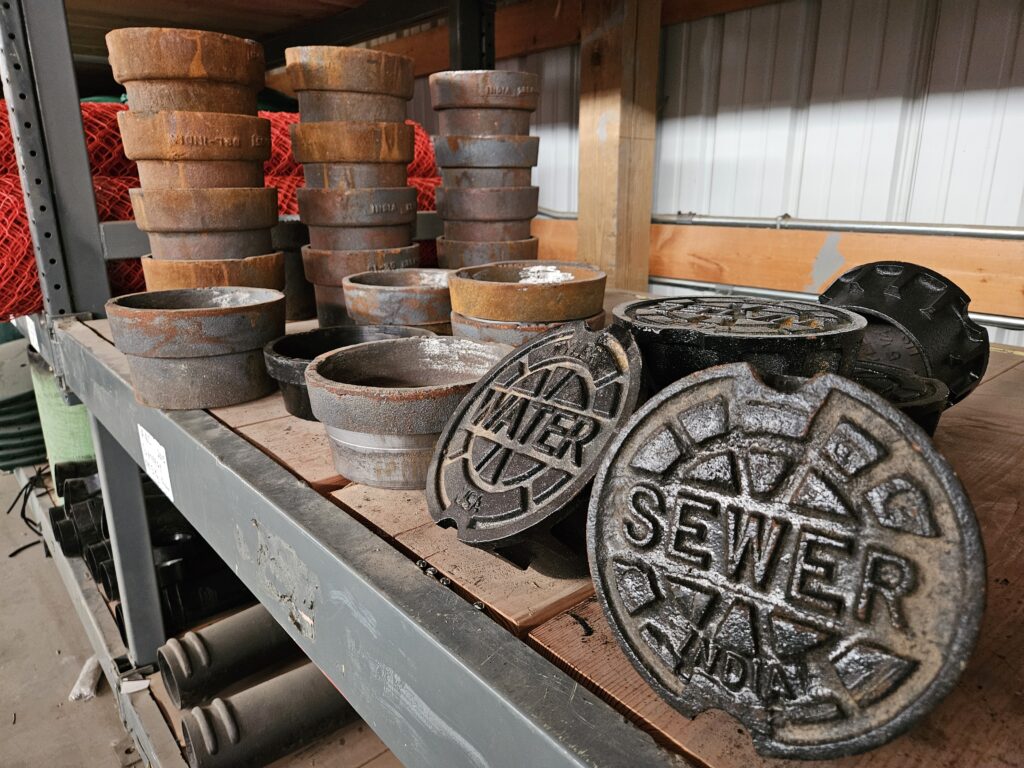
15 466 187 768
56 320 683 768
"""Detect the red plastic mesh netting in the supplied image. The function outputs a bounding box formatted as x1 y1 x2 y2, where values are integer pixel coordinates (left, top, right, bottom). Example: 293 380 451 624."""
0 102 440 317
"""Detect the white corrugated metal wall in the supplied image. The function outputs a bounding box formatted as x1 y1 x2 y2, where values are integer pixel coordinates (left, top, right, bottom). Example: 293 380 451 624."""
408 0 1024 225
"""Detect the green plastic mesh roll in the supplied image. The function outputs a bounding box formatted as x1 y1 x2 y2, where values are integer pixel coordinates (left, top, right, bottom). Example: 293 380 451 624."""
28 350 94 484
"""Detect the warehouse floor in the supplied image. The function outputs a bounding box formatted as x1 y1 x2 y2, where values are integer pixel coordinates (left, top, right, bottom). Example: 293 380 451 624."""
0 470 131 767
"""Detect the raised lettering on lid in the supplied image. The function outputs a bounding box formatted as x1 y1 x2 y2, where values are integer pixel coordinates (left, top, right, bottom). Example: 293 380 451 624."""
587 362 984 759
427 323 642 546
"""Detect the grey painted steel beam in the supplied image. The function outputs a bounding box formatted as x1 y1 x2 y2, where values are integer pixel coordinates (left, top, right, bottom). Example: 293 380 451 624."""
91 417 167 665
56 322 685 768
17 0 110 315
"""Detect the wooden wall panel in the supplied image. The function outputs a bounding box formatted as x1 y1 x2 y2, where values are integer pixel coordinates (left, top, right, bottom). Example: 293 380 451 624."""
531 218 1024 317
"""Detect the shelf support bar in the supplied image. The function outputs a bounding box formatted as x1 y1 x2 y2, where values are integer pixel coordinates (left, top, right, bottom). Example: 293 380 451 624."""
91 417 165 665
449 0 496 69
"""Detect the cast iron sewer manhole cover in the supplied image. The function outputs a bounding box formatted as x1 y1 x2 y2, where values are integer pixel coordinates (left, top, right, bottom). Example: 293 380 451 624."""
588 362 984 759
427 322 642 546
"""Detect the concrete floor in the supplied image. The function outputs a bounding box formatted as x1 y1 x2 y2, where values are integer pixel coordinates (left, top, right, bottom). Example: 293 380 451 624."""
0 469 129 767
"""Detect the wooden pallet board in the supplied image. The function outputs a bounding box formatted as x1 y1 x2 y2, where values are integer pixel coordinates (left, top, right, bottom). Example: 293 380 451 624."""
331 484 593 635
235 414 347 493
529 351 1024 767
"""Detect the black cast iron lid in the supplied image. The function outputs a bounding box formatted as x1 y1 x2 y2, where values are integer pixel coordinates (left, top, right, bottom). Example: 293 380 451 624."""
427 322 642 546
587 362 984 759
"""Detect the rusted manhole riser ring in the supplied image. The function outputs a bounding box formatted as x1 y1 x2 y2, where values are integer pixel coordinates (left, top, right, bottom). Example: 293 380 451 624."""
432 135 539 169
296 91 408 123
436 186 538 222
440 167 532 188
141 251 284 291
129 187 278 232
443 220 534 242
308 224 413 251
437 108 532 136
302 162 408 190
290 122 414 164
449 260 607 323
106 286 285 410
301 244 420 286
450 308 605 346
285 47 414 98
136 161 264 190
429 70 540 111
342 268 452 326
117 111 271 161
436 236 538 268
296 187 417 227
305 337 512 489
264 324 435 421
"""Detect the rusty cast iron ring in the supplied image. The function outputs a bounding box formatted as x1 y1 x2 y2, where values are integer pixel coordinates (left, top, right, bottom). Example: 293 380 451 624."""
130 187 278 233
117 111 271 161
297 91 408 123
342 268 451 326
264 324 435 420
450 309 605 347
308 224 413 251
429 70 539 111
440 167 532 188
297 187 417 227
444 220 533 242
141 251 284 291
290 121 413 164
285 46 414 99
436 236 538 269
305 337 512 489
437 108 532 136
432 135 539 168
106 28 265 87
301 244 420 286
436 186 538 222
106 287 285 410
302 162 408 190
449 261 607 322
134 160 264 190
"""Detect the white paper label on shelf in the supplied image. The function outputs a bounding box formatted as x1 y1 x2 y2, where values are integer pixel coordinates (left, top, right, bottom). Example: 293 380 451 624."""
137 425 173 501
26 320 39 352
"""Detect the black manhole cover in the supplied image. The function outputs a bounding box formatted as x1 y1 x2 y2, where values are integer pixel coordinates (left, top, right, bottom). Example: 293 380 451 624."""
427 323 642 546
851 360 949 435
588 362 984 759
613 296 866 390
820 262 989 403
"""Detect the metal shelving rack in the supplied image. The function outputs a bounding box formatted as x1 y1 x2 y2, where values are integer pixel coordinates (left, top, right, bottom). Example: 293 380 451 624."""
1 1 680 766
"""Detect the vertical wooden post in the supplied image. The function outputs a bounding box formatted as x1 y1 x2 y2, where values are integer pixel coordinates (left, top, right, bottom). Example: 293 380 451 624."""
576 0 661 291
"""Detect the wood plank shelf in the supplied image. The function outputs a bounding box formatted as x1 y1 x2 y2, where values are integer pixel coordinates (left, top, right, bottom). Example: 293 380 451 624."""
74 314 1024 766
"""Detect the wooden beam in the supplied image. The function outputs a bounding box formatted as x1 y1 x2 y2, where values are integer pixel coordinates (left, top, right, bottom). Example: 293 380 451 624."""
575 0 660 291
263 0 783 91
531 218 1024 317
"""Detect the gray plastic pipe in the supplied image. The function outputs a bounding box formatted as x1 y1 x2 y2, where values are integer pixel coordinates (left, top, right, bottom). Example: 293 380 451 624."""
180 662 353 768
157 604 304 709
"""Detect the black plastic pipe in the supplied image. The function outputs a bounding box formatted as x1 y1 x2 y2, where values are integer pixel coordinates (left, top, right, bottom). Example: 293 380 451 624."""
181 662 353 768
157 604 305 708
